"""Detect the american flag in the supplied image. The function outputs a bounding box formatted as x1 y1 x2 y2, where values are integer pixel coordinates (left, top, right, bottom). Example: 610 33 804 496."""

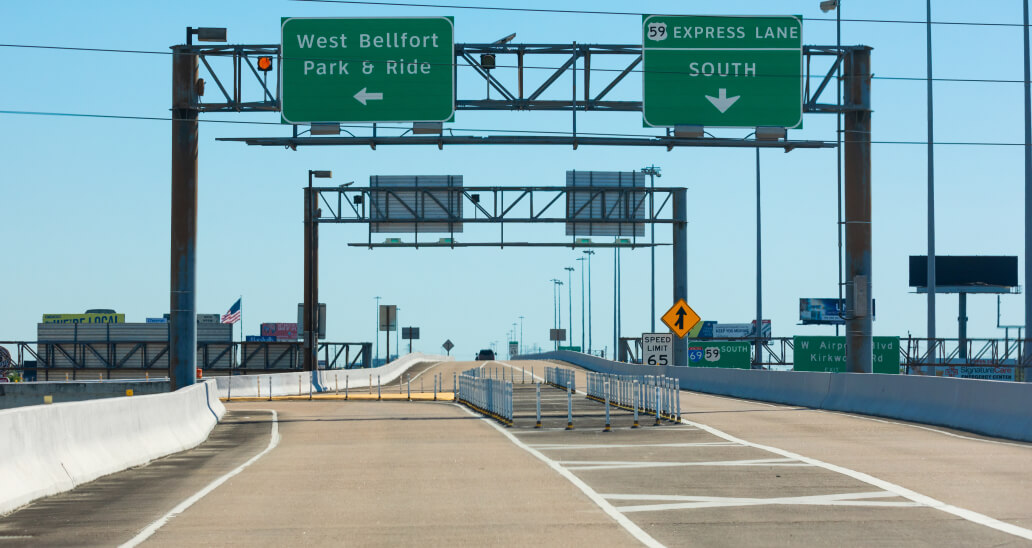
221 298 241 324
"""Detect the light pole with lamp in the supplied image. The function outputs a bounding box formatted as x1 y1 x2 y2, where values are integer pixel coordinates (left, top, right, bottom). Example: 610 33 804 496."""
374 295 381 364
519 315 525 355
583 250 594 354
304 169 331 372
576 257 586 352
551 278 563 350
641 165 661 331
564 266 575 350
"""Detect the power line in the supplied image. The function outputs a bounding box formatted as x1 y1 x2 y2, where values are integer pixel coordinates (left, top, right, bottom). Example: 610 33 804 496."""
292 0 1030 28
1 108 1027 147
1 43 1027 85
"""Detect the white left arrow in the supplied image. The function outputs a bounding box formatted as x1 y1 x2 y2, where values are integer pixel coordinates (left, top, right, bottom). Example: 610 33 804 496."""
705 88 740 113
354 87 384 105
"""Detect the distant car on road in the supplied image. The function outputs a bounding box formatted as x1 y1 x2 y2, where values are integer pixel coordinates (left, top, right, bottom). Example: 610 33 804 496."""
475 349 495 361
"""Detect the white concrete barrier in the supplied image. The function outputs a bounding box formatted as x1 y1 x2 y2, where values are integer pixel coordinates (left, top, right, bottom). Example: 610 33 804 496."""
525 351 1032 442
214 353 454 399
0 380 225 516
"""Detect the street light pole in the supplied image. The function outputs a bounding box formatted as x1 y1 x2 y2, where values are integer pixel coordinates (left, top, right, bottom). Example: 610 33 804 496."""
641 165 661 332
519 315 525 355
374 295 381 364
564 266 575 350
577 257 586 352
304 169 331 373
583 250 594 354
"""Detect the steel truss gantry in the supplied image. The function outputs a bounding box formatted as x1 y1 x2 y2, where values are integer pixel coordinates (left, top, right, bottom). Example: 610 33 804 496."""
170 37 871 386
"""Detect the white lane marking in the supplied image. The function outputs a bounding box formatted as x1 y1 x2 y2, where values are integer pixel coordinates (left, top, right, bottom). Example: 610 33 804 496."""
817 409 1032 449
119 410 281 548
608 491 923 513
455 404 665 548
688 389 1032 448
565 458 808 471
530 442 740 450
405 361 444 384
0 537 34 540
679 416 1032 541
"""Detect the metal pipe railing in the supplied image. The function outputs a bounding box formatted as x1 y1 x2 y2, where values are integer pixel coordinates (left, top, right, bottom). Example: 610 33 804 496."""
585 371 680 422
457 370 513 425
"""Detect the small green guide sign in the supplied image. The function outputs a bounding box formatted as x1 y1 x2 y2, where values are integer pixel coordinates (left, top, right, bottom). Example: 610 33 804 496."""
281 17 455 123
793 336 900 374
687 341 751 369
642 15 803 128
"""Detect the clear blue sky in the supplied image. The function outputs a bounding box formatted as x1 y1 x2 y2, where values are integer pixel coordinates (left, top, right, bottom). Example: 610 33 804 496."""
2 1 1028 360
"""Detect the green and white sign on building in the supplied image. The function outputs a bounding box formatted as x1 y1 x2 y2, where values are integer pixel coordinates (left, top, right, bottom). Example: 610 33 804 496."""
281 17 455 123
642 15 803 128
793 336 900 374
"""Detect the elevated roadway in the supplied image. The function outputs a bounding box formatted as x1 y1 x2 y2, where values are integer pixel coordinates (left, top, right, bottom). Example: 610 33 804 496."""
1 359 1030 547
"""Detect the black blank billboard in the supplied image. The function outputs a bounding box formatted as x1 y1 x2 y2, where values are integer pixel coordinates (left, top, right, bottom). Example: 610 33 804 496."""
908 256 1017 288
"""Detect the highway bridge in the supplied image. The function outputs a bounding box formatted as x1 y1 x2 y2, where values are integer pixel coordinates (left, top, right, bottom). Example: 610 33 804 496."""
1 356 1031 547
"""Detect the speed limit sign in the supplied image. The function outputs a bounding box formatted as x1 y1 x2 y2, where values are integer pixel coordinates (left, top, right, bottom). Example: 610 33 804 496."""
642 333 673 366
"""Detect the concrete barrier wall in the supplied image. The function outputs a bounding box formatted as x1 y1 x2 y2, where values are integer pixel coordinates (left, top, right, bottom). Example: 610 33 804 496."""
0 380 171 410
214 353 454 399
0 380 225 516
525 351 1032 442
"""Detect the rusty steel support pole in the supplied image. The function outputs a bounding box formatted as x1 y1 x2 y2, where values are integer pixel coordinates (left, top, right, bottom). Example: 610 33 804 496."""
170 45 198 391
672 188 688 366
844 47 873 373
303 177 319 372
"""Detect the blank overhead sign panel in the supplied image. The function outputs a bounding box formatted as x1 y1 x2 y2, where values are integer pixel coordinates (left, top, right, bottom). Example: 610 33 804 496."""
642 14 803 128
280 17 455 123
369 175 463 233
565 171 646 237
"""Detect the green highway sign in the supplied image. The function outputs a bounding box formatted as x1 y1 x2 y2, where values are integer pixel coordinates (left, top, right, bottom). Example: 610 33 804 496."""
281 17 455 124
687 341 751 369
793 336 900 374
642 15 803 128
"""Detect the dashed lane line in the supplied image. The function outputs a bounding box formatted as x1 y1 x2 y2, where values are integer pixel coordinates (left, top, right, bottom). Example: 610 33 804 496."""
563 458 809 471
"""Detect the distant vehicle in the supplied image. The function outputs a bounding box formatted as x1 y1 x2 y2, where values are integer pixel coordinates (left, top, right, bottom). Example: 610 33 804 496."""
475 349 495 361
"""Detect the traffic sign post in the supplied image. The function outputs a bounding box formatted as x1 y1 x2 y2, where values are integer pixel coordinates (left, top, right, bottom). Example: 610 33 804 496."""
661 299 701 339
642 15 803 128
281 17 455 123
442 339 454 355
642 333 673 366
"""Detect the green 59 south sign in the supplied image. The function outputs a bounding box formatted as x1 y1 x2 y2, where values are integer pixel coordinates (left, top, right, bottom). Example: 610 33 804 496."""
642 15 803 128
281 17 455 124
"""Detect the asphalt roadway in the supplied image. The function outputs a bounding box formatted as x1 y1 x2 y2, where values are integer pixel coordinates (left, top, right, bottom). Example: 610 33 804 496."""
1 359 1030 547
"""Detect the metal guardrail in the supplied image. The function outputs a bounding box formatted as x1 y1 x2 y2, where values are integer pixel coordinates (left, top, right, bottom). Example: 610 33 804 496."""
585 372 680 422
545 366 576 391
457 369 513 425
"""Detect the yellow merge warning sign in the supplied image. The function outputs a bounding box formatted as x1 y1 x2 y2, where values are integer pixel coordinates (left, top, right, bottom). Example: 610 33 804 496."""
661 299 700 338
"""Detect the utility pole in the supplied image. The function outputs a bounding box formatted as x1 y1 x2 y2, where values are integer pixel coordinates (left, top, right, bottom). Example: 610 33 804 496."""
169 40 199 391
583 250 594 354
641 165 661 331
844 47 874 373
1023 0 1032 368
519 315 525 355
926 0 937 361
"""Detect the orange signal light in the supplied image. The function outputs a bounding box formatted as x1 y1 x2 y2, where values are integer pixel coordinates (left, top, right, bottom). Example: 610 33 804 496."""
257 56 273 72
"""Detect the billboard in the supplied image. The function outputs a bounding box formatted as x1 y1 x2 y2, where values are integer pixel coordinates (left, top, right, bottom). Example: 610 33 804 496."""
687 320 770 338
260 323 298 341
909 256 1018 290
42 313 124 324
799 298 876 325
